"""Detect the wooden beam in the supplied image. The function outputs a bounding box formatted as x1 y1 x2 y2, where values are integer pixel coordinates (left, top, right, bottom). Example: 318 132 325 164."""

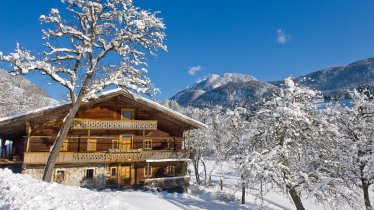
0 136 4 159
26 121 31 152
0 136 10 159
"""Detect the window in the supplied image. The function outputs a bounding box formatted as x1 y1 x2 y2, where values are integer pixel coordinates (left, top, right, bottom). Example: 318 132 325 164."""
144 163 152 177
166 165 175 176
167 139 174 150
85 169 94 179
110 167 117 177
120 135 132 150
121 108 135 120
143 139 152 150
61 139 69 152
112 140 119 149
55 170 65 183
87 139 97 151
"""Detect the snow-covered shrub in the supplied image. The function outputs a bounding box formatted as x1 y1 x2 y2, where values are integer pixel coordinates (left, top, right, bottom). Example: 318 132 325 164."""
215 191 236 203
188 184 206 195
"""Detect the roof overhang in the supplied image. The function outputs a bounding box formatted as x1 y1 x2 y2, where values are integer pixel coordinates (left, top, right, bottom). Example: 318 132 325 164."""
0 89 207 138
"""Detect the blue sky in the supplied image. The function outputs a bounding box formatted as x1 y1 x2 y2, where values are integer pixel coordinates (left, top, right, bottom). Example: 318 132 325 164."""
1 0 374 100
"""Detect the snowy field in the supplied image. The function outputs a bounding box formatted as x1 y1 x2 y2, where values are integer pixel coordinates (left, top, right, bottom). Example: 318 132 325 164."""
0 168 255 210
191 160 325 210
0 161 372 210
190 160 374 210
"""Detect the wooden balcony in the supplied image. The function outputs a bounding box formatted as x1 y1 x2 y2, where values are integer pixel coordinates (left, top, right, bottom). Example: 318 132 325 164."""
71 118 157 130
23 150 190 164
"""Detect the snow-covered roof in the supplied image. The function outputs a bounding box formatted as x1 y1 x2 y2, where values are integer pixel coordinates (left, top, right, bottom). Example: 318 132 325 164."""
0 102 68 123
0 89 207 131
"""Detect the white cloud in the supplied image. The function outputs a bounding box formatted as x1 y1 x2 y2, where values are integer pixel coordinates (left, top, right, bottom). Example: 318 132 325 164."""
276 29 289 45
188 65 202 76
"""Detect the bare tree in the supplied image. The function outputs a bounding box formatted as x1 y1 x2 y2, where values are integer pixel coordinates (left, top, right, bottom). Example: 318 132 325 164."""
0 0 166 182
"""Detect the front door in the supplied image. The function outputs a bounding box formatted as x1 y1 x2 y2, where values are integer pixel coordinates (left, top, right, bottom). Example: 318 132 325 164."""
120 163 132 188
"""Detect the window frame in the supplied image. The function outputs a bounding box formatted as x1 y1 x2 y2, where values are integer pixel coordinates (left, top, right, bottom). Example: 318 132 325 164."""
143 139 152 150
167 139 174 150
55 169 66 183
119 135 132 150
166 165 176 176
112 140 119 150
110 167 117 177
84 168 95 179
121 108 135 120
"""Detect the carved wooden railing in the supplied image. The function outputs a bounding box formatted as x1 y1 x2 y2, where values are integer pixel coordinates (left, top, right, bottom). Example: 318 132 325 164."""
23 150 190 164
71 118 157 130
144 176 190 188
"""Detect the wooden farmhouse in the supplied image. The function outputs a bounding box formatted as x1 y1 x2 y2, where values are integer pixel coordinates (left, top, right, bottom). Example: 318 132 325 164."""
0 89 206 191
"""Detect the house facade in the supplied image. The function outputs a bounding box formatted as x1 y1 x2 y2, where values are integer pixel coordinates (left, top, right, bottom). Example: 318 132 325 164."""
0 89 205 191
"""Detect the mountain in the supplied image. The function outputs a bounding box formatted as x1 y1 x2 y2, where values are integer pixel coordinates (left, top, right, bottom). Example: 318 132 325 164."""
171 73 279 108
271 57 374 100
172 57 374 108
0 69 58 118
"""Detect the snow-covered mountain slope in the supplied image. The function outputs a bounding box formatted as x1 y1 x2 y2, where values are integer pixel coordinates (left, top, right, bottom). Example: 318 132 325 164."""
271 57 374 99
171 73 279 108
0 69 58 118
172 57 374 108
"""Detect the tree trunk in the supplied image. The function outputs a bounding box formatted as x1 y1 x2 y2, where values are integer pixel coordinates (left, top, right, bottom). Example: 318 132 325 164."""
42 101 83 182
360 164 372 210
361 178 372 210
201 159 207 187
241 185 245 204
288 188 305 210
219 162 224 190
42 69 95 182
207 161 217 187
192 158 200 184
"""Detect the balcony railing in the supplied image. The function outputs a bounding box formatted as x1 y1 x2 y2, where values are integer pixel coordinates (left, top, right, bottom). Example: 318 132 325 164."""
26 136 183 152
23 150 190 164
71 118 157 130
144 176 190 189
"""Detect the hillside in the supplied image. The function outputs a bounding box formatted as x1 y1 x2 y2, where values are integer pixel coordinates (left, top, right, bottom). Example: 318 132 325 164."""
171 73 279 109
271 57 374 99
0 70 58 118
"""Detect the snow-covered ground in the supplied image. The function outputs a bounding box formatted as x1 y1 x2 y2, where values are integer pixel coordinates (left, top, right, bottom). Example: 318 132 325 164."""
0 160 372 210
191 160 324 210
0 168 255 210
191 160 373 210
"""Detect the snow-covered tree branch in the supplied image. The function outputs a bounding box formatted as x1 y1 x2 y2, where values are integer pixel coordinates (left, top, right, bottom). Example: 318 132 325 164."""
324 90 374 210
240 78 358 210
0 0 166 182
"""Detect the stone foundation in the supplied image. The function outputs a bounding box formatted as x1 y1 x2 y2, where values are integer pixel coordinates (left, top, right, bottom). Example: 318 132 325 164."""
23 165 107 189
